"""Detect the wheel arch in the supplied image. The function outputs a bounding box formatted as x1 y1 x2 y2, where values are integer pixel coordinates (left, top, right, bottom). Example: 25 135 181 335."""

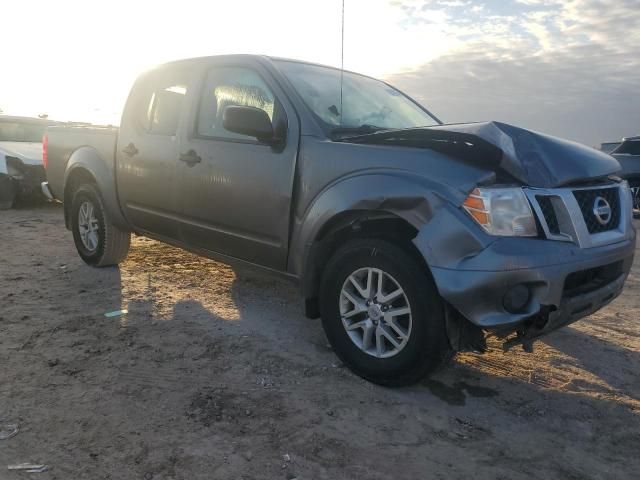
291 173 455 318
301 209 435 318
63 147 130 231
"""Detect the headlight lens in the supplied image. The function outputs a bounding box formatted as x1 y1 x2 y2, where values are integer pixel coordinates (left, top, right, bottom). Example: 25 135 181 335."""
463 187 537 237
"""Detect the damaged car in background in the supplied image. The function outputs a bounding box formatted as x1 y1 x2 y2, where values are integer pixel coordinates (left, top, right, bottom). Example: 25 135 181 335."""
608 135 640 216
0 115 58 209
42 55 635 386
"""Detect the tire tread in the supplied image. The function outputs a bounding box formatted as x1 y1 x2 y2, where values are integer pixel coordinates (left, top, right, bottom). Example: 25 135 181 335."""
71 184 130 267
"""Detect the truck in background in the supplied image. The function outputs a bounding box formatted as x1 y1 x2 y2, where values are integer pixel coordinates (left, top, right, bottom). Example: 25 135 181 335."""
0 115 58 209
604 135 640 216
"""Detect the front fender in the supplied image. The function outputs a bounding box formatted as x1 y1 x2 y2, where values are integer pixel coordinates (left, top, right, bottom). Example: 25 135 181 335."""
289 171 462 278
64 147 130 231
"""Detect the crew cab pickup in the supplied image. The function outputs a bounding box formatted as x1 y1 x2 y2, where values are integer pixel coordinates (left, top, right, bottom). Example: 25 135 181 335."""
43 55 635 386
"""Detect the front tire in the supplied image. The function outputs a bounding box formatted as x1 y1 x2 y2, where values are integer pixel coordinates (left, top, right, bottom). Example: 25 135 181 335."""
319 239 452 386
70 184 130 267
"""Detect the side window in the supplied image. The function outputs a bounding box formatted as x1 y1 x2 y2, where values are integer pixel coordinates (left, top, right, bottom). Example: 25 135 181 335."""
197 66 277 140
138 76 188 136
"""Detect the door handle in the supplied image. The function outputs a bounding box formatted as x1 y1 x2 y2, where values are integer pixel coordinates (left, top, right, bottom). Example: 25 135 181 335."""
122 142 138 157
179 149 202 167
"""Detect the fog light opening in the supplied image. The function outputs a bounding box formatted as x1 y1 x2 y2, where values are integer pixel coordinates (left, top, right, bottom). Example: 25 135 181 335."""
503 285 531 313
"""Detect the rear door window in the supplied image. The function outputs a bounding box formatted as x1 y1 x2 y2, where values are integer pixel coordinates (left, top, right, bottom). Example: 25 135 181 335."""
137 75 189 136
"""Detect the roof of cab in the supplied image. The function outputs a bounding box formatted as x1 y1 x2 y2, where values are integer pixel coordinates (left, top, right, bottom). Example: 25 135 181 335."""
155 54 378 81
157 54 341 71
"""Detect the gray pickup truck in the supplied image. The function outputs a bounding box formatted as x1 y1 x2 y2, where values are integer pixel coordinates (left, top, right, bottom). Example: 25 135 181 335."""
44 55 635 386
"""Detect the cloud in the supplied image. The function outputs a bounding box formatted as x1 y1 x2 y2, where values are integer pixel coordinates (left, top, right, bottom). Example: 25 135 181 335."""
0 0 636 145
385 0 640 146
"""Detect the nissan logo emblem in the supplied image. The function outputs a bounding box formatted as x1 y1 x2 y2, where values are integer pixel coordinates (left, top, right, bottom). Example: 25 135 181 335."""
592 196 612 225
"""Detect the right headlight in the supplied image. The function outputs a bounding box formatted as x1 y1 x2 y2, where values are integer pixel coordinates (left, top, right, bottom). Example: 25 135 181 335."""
463 187 538 237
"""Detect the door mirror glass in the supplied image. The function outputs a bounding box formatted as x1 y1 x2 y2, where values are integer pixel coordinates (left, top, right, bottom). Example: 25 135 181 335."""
223 106 274 143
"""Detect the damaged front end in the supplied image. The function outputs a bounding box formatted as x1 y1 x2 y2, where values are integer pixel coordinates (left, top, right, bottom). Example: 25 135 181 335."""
346 121 622 188
0 149 47 209
345 121 635 353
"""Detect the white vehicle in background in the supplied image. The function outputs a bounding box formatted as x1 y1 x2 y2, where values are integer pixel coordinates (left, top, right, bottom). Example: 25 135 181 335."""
0 115 58 209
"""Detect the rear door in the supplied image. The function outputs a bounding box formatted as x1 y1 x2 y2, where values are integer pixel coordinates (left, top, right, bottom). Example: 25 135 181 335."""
178 60 299 270
116 66 194 239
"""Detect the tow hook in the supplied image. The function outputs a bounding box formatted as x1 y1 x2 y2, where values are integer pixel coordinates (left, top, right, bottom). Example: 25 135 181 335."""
503 331 535 353
501 306 555 353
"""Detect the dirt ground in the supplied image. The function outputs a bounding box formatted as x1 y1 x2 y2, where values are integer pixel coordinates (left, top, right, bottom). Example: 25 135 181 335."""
1 204 639 480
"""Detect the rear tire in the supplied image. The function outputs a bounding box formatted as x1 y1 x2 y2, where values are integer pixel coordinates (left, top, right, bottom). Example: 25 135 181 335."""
70 184 130 267
319 239 452 386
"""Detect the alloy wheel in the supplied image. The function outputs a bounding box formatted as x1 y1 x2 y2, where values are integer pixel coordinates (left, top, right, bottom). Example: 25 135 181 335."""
78 201 100 251
339 267 412 358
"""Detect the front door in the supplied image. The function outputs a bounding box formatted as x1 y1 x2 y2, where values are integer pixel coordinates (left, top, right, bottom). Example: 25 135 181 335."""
116 67 192 240
178 62 299 270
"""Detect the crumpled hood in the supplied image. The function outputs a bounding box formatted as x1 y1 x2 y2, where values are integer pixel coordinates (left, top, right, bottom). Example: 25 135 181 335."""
0 142 43 166
433 122 620 187
345 121 621 188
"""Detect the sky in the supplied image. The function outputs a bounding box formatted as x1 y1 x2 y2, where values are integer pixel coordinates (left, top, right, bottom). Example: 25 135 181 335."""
1 0 638 147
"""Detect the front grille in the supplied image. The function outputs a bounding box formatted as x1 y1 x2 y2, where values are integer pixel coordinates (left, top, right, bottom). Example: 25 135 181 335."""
563 261 623 298
573 187 620 234
536 195 560 234
526 183 629 247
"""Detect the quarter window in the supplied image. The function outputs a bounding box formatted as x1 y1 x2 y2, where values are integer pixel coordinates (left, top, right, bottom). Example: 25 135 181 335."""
197 67 276 140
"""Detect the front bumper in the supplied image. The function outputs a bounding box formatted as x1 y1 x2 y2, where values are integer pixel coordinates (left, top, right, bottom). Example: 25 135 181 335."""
430 235 635 332
4 162 46 197
534 271 626 337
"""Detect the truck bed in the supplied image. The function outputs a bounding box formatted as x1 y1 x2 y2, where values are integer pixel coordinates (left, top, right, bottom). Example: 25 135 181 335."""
45 125 118 200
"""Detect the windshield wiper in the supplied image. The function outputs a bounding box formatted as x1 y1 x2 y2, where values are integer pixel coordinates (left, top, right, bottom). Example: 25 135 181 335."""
330 124 388 140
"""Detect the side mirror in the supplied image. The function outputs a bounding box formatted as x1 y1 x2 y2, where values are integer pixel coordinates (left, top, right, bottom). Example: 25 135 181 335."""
222 106 275 144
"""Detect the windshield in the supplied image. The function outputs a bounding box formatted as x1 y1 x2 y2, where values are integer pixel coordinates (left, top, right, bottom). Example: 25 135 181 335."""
0 121 48 142
275 60 439 135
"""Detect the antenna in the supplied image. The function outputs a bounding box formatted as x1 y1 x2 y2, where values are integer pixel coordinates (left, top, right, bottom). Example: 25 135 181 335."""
339 0 345 126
